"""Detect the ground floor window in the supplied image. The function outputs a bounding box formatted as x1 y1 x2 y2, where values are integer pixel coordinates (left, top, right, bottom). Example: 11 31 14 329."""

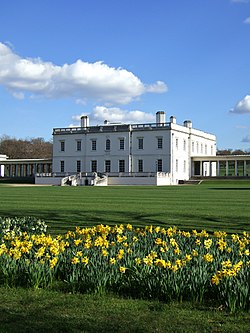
157 159 163 172
138 159 143 172
91 160 97 172
105 160 111 173
60 160 65 173
119 160 125 173
76 160 81 173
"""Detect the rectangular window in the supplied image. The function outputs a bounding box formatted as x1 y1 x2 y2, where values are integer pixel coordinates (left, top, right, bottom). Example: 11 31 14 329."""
60 160 65 172
76 140 81 151
76 160 81 173
211 145 214 155
183 139 186 151
138 138 143 150
192 142 194 153
91 160 97 172
205 144 207 155
175 138 178 150
138 159 143 172
119 138 125 150
157 137 163 149
60 141 65 152
176 159 178 172
201 144 203 154
105 139 111 151
105 160 111 173
196 142 199 154
91 140 97 151
183 160 186 173
119 160 125 172
157 159 163 172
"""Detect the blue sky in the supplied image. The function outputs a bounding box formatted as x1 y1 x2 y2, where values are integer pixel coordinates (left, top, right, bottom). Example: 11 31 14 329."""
1 0 250 150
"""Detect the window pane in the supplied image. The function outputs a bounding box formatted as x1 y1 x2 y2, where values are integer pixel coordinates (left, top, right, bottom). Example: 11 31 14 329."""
91 160 97 172
119 139 125 150
138 138 143 150
119 160 125 172
157 138 163 149
106 139 111 151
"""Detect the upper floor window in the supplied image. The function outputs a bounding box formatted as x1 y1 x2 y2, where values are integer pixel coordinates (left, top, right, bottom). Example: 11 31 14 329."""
176 159 178 172
76 140 81 151
196 142 199 154
201 144 203 154
175 138 178 150
183 139 186 151
105 139 111 151
119 138 125 150
205 144 207 155
192 141 194 153
211 145 214 155
157 137 163 149
60 141 65 152
91 140 97 151
138 138 144 150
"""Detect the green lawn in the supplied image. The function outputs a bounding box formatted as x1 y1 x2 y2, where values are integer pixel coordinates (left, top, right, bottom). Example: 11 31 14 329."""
0 180 250 234
0 286 249 333
1 180 250 332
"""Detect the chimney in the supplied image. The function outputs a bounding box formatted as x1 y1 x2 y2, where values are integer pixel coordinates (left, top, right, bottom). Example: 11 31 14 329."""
170 116 176 124
81 115 89 128
183 120 192 128
156 111 166 124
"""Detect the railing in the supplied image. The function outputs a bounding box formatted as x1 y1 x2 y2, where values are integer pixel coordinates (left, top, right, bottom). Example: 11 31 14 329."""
53 122 171 135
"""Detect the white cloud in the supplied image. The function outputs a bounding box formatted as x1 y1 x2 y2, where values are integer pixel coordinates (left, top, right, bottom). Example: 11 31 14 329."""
230 95 250 114
0 42 167 105
71 106 155 125
244 17 250 24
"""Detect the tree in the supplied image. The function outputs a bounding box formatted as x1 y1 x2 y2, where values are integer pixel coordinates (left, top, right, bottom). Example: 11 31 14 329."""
0 135 52 159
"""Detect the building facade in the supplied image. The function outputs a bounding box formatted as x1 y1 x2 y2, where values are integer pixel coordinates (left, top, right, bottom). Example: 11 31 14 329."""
51 111 217 185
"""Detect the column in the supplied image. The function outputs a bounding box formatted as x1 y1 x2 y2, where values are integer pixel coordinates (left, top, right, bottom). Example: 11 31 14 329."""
226 161 229 176
235 160 238 176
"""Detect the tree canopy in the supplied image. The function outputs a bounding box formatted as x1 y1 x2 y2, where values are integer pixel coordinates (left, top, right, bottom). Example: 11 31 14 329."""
0 136 52 159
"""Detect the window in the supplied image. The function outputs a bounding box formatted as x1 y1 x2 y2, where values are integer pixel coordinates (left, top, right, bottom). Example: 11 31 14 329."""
201 144 203 154
205 144 207 155
76 140 81 151
192 142 194 153
211 145 214 155
91 160 97 172
183 139 186 151
138 138 143 150
176 159 178 172
91 140 97 151
119 138 125 150
60 160 65 172
76 160 81 173
119 160 125 172
157 137 163 149
157 159 163 172
183 160 186 173
105 160 111 173
176 138 178 150
105 139 111 151
196 142 199 154
60 141 65 152
138 159 143 172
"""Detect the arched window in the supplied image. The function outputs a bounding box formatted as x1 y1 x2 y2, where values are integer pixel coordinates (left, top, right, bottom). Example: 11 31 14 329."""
106 139 111 151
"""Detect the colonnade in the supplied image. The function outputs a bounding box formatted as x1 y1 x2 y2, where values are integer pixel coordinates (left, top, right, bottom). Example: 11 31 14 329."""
0 159 52 177
192 156 250 177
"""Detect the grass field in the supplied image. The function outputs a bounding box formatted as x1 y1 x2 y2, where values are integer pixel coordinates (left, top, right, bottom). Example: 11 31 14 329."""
0 180 250 234
1 180 250 332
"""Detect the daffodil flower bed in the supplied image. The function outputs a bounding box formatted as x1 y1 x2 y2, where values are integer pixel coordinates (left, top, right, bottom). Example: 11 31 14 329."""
0 223 249 313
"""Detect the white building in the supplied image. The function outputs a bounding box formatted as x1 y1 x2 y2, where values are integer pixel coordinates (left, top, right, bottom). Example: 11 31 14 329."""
0 154 7 177
48 111 217 186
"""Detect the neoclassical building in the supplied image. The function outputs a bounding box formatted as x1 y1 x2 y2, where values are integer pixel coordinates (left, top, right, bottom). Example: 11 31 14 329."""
2 111 250 185
49 111 217 185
